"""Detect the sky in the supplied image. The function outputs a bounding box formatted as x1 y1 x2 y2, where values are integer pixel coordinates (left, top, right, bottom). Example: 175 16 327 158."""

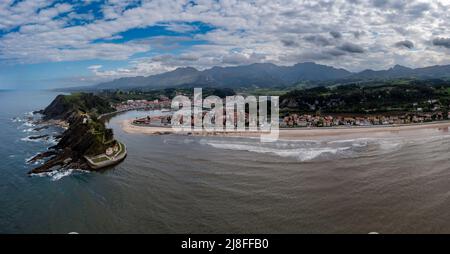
1 0 450 89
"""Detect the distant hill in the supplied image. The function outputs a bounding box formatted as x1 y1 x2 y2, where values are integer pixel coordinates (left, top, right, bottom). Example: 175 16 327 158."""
352 64 450 80
280 79 450 114
94 62 351 90
91 62 450 91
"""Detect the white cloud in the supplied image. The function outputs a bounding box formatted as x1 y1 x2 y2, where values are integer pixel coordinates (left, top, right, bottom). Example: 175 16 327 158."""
2 0 450 78
89 59 176 79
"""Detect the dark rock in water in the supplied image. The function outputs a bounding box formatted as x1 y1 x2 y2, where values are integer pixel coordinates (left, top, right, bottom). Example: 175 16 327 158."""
29 115 105 174
27 151 57 163
41 95 78 121
28 134 49 140
29 149 87 174
29 93 122 174
33 125 50 131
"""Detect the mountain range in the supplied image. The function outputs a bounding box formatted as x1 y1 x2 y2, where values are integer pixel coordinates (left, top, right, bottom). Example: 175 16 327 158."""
92 62 450 90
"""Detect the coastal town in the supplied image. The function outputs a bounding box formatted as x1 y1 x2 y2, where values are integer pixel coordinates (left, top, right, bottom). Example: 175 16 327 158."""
280 112 450 128
115 97 450 129
112 96 172 112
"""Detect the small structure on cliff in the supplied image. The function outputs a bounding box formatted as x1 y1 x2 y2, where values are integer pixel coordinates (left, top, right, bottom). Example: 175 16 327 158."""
29 93 126 174
84 142 127 169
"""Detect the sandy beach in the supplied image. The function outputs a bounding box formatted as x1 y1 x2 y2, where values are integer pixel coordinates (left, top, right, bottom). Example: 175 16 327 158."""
121 119 450 140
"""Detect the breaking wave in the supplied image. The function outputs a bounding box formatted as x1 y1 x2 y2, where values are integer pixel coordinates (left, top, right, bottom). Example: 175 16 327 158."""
200 137 407 162
209 142 351 161
31 168 89 181
22 128 36 133
11 117 23 123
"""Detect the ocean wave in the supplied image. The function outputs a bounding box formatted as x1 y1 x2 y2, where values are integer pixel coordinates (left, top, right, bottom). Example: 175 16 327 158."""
204 141 352 161
24 111 34 117
378 140 403 151
327 138 376 144
327 137 403 152
25 153 40 163
32 159 45 165
11 117 23 123
22 128 36 133
25 155 45 165
31 168 89 181
21 136 41 142
22 121 36 128
48 169 74 181
199 135 410 161
47 136 59 146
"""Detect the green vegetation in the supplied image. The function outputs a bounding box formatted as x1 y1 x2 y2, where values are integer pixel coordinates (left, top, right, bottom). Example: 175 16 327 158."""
89 142 125 164
280 79 450 114
84 119 114 156
98 87 236 103
63 92 115 116
32 92 127 173
81 78 450 117
235 86 300 96
42 92 115 120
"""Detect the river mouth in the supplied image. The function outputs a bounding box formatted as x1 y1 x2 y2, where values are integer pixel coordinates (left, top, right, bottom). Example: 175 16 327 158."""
5 97 450 233
97 110 450 233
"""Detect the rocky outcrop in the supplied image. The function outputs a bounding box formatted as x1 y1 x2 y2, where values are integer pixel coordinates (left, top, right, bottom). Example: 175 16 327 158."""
28 134 49 140
28 93 119 174
38 94 76 121
27 151 57 164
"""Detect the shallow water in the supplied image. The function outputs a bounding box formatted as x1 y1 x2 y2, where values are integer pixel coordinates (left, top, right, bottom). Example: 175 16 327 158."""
2 90 450 233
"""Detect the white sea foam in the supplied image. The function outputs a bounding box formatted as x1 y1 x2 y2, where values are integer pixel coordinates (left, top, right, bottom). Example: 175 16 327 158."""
378 141 402 151
31 168 89 181
22 121 35 127
22 128 36 133
25 154 45 165
12 117 23 123
327 138 376 144
47 169 74 181
25 153 40 163
47 136 59 145
33 159 45 165
204 141 351 161
24 111 34 117
21 136 41 142
328 137 402 151
329 139 371 149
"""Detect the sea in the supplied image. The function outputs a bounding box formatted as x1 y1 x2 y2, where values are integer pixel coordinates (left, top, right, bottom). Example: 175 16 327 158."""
2 90 450 233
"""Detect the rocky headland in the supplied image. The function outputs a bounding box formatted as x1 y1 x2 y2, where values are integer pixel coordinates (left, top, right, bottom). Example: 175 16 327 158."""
28 93 125 174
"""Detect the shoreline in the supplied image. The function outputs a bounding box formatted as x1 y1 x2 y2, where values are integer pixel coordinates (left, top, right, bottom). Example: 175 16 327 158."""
121 119 450 140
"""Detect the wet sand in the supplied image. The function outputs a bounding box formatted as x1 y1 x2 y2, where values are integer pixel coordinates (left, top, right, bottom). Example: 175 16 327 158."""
121 119 263 138
121 119 450 140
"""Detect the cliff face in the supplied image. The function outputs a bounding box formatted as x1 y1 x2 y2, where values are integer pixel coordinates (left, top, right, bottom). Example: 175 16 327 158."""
40 95 76 120
29 93 117 174
53 115 112 156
